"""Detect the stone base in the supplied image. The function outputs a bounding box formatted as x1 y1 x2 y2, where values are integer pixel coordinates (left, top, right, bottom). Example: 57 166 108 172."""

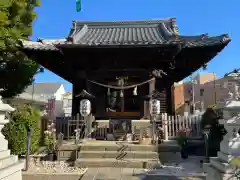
0 150 24 180
203 163 238 180
210 157 236 173
0 160 24 180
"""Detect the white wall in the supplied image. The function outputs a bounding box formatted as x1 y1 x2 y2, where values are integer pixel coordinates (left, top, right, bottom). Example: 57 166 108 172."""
54 85 66 100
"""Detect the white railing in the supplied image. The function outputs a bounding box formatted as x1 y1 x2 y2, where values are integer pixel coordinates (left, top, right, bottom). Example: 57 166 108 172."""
160 112 203 140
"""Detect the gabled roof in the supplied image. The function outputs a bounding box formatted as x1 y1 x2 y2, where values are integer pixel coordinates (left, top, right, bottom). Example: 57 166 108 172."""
24 83 63 95
20 18 231 50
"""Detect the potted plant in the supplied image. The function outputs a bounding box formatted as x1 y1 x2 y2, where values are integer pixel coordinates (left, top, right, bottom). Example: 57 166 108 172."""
44 120 57 161
176 128 191 159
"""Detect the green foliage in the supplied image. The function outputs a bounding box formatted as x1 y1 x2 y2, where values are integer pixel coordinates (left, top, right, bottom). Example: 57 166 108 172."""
44 119 56 152
201 108 226 156
0 0 41 98
44 133 55 152
2 105 41 155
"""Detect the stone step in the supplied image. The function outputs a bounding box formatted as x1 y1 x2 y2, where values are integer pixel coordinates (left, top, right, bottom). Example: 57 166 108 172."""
75 158 160 168
78 151 159 159
0 160 24 180
158 141 180 152
158 152 182 164
0 155 18 170
79 144 157 152
0 150 10 159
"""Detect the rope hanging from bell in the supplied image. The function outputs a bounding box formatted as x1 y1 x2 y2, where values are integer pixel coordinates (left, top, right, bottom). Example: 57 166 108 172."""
76 0 82 12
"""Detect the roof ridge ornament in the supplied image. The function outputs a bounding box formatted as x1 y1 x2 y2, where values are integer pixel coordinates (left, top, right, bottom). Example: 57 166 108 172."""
222 34 231 42
200 34 209 39
170 18 180 35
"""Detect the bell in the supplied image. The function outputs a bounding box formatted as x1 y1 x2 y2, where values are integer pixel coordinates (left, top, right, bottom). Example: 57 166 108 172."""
120 90 124 98
133 86 137 96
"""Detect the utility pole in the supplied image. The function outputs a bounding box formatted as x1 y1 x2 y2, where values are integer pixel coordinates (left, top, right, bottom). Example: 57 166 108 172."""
191 75 196 114
213 72 217 105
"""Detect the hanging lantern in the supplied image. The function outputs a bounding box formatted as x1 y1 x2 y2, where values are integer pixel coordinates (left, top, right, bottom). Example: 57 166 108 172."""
133 86 138 96
149 99 160 115
79 99 91 117
76 0 82 12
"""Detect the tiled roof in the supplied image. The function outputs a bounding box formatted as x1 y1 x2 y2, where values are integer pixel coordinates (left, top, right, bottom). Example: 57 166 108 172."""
67 18 179 45
20 18 231 50
21 40 59 51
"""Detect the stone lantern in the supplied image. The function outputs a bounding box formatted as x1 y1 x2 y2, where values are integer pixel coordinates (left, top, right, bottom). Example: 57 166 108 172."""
0 94 24 180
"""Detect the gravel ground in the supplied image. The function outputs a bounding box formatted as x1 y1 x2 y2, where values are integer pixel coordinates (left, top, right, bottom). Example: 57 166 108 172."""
22 157 206 180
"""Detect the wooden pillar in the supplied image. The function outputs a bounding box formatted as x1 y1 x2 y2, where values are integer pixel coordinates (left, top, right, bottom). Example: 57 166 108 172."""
166 81 174 115
95 80 106 118
72 83 78 117
155 79 169 114
140 84 149 118
145 78 156 118
149 78 156 94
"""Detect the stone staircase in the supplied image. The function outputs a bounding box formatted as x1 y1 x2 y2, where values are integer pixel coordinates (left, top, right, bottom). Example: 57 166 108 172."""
75 142 161 168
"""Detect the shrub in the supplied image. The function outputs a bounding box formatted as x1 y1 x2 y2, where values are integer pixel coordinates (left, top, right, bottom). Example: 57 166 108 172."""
201 108 226 156
2 105 41 155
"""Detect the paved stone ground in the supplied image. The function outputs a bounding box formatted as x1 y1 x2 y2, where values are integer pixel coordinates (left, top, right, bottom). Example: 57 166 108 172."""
80 168 205 180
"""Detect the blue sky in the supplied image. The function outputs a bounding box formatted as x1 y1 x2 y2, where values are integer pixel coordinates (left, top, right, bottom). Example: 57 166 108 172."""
33 0 240 91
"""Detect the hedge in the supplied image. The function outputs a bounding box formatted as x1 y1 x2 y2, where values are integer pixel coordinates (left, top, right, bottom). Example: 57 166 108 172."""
2 105 41 155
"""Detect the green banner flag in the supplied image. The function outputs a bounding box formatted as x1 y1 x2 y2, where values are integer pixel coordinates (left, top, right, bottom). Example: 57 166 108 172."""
76 0 81 12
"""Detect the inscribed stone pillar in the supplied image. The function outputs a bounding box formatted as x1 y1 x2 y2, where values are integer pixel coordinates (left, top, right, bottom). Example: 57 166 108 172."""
0 96 24 180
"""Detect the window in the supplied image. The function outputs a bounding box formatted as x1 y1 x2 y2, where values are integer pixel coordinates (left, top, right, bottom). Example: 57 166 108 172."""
200 89 204 96
63 98 72 108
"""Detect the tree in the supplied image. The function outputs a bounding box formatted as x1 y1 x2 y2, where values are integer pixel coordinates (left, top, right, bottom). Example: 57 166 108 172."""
0 0 41 98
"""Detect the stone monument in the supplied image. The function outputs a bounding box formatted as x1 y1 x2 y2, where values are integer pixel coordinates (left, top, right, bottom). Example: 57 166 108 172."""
203 83 240 180
0 95 24 180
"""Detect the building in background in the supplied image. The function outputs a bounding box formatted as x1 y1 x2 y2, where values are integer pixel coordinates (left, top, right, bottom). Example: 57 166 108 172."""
173 81 185 115
62 92 72 117
24 83 66 116
4 92 48 115
24 83 66 101
183 73 235 112
192 73 217 84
